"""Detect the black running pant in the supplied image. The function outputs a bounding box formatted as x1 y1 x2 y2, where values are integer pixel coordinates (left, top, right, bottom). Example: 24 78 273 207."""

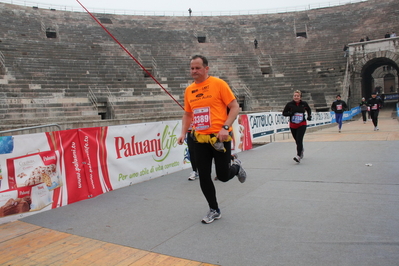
290 125 307 157
361 111 367 122
186 131 197 172
194 141 239 210
370 110 379 127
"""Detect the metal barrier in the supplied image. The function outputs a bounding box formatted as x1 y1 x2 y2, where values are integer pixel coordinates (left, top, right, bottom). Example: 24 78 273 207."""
0 0 367 16
0 124 61 135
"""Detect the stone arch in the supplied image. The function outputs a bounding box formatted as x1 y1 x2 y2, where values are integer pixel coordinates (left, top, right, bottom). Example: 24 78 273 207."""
351 51 399 101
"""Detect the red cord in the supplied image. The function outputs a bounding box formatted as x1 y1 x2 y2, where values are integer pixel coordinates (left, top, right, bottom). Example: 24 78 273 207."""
76 0 184 110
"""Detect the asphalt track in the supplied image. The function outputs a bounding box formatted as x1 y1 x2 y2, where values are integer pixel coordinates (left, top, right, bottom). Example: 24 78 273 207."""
4 103 399 266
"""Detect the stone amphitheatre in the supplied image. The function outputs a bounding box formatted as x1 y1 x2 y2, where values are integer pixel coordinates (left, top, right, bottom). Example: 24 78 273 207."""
0 0 397 134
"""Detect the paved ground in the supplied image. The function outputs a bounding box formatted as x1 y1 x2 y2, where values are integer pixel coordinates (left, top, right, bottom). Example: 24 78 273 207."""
11 103 399 265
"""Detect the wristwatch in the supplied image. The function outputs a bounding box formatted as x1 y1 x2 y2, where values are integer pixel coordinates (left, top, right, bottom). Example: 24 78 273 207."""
222 125 229 130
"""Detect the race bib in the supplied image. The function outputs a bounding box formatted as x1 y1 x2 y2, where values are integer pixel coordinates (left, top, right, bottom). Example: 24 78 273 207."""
291 113 303 124
336 104 342 110
193 107 211 130
371 104 378 110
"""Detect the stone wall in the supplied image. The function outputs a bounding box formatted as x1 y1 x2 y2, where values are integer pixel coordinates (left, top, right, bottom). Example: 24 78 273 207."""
0 0 397 133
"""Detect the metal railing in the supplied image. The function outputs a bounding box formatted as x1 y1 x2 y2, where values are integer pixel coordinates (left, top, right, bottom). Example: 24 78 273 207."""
88 86 98 110
341 57 350 103
0 124 61 135
0 0 367 16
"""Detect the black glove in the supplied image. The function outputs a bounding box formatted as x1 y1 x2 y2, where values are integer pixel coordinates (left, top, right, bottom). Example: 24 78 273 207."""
307 115 312 121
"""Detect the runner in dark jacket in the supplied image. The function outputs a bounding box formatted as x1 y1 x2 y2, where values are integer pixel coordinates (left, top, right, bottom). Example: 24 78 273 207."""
331 94 348 132
367 92 384 131
282 90 312 163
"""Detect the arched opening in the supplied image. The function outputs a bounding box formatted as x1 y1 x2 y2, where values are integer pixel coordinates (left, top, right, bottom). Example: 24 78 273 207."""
361 58 399 99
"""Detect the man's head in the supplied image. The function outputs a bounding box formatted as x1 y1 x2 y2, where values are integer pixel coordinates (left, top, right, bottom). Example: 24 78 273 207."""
371 92 377 98
336 95 341 100
190 55 209 83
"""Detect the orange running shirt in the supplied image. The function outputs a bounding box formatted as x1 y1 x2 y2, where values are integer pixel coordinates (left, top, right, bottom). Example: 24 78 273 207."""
184 76 236 135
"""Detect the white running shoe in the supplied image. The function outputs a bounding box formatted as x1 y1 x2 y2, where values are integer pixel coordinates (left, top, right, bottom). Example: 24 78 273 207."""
188 171 198 181
293 156 301 163
201 209 221 224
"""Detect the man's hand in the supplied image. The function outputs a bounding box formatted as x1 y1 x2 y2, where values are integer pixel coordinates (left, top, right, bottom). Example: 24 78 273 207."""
177 134 185 145
217 128 229 142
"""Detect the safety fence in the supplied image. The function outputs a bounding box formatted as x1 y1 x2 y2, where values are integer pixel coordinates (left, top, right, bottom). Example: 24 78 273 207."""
0 107 360 224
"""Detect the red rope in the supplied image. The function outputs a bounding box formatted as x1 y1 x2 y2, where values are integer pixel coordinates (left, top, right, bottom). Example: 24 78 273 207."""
76 0 184 110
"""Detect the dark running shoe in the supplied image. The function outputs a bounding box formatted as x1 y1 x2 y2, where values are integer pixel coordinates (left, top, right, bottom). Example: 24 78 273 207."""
233 158 247 183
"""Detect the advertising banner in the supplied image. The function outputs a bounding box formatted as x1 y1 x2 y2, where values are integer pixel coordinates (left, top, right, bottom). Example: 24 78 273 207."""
0 108 358 224
0 120 189 223
0 133 58 223
105 120 187 189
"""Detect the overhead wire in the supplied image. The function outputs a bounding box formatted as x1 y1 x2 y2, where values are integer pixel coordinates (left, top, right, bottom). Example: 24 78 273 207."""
76 0 184 110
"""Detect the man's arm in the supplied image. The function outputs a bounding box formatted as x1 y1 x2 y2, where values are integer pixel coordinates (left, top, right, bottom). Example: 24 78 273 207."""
217 99 239 141
177 111 193 145
224 99 240 126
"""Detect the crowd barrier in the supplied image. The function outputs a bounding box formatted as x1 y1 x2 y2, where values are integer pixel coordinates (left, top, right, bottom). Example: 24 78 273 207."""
0 107 360 224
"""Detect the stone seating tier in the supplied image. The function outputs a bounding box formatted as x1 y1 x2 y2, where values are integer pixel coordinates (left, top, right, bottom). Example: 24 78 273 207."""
0 0 396 132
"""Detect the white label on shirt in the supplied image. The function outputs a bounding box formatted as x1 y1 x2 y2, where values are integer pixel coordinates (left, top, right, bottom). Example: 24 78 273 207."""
193 107 211 130
291 113 303 124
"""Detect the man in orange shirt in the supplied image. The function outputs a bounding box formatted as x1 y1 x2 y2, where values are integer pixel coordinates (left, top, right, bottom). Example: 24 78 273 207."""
177 55 247 224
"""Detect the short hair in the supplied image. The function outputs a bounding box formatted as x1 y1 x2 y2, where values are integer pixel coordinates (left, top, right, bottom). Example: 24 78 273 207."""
336 94 341 98
293 90 302 96
191 55 208 67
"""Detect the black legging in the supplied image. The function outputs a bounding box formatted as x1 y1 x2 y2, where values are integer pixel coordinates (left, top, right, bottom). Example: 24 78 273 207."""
370 110 379 127
361 111 367 122
290 125 307 156
194 141 239 210
186 131 197 172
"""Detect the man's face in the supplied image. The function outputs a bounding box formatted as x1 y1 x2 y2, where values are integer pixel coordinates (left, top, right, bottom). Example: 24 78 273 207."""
190 58 209 83
372 94 376 98
336 96 341 100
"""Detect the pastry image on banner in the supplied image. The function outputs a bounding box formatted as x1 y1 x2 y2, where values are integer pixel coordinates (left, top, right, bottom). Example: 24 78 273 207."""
7 150 62 191
30 183 52 211
0 188 31 218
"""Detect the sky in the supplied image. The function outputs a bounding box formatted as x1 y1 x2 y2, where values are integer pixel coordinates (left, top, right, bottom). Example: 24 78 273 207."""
6 0 359 14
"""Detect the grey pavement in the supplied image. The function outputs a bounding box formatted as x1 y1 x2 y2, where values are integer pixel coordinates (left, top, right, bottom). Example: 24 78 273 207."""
22 105 399 266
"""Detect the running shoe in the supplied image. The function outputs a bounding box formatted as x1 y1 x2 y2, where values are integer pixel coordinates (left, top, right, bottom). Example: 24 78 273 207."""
188 171 198 181
201 209 221 224
233 158 247 183
293 156 301 163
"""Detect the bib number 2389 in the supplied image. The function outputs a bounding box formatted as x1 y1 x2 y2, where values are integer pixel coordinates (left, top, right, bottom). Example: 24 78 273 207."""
193 107 211 130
